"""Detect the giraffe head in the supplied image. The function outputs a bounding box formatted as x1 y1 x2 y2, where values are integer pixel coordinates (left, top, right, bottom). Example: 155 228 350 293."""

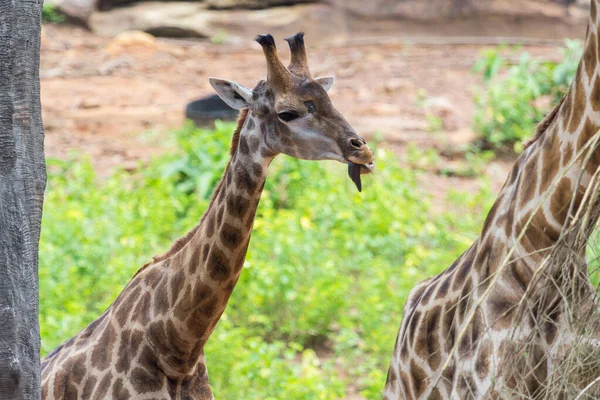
209 33 375 191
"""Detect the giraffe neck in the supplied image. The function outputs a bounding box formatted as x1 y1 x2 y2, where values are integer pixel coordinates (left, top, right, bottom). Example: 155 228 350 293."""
479 0 600 263
138 109 274 376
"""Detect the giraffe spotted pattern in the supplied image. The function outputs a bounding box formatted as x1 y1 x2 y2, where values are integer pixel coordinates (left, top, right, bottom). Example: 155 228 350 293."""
385 1 600 397
41 33 375 399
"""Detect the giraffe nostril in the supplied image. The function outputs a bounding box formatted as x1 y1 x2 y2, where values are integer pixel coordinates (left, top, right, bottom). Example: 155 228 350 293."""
350 138 363 149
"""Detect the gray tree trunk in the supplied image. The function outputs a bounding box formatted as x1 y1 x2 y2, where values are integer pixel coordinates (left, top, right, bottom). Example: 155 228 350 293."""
0 0 46 399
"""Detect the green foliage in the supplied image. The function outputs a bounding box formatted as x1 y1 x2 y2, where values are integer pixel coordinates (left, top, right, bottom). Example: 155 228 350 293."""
42 4 67 24
40 123 494 398
473 40 582 152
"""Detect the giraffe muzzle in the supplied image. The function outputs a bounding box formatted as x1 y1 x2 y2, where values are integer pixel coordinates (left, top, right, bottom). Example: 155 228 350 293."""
345 138 375 192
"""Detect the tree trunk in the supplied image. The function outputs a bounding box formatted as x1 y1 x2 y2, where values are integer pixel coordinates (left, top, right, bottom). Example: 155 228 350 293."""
0 1 46 398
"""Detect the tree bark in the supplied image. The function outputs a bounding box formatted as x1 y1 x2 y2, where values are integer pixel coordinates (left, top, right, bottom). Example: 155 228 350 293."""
0 0 46 398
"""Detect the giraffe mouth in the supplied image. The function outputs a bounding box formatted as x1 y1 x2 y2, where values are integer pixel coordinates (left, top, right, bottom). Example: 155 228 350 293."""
347 161 375 192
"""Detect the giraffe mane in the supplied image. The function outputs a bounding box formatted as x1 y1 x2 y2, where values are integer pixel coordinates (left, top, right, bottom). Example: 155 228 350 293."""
524 94 566 150
230 107 249 156
130 108 250 280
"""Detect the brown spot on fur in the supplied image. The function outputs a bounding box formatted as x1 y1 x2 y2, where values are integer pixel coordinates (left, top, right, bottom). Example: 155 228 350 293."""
570 69 586 128
519 158 538 207
91 324 117 371
205 213 216 239
457 375 476 397
509 261 531 292
453 261 470 291
539 138 561 195
116 329 137 373
226 168 233 186
153 277 171 316
132 293 151 325
458 277 473 320
71 353 86 384
488 292 517 329
170 269 186 300
420 285 436 304
549 179 574 231
220 222 243 250
165 319 194 362
239 136 250 156
248 135 260 153
430 387 443 400
386 367 397 386
216 205 225 226
246 117 255 131
131 365 164 394
95 374 113 399
115 286 141 323
226 194 250 220
562 141 574 166
234 239 250 273
400 371 412 396
585 33 598 79
208 247 230 281
543 298 562 345
425 307 442 370
189 246 201 275
560 89 573 132
252 162 263 177
442 304 457 349
408 310 421 347
112 378 131 400
218 182 227 203
53 367 79 399
235 165 257 196
410 359 428 398
174 284 194 321
577 119 600 174
437 276 450 299
81 376 97 399
202 244 210 262
476 340 492 380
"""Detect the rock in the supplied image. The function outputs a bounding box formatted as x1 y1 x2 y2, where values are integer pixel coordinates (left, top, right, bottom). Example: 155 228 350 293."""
90 0 587 41
333 0 577 20
91 2 346 40
104 30 158 56
53 0 97 24
97 0 203 11
205 0 317 9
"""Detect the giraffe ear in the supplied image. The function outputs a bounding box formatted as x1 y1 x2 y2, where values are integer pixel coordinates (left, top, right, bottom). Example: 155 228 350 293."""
314 76 335 92
209 78 253 110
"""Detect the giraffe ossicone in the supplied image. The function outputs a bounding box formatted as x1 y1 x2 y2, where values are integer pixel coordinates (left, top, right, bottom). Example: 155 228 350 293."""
40 32 375 400
384 1 600 398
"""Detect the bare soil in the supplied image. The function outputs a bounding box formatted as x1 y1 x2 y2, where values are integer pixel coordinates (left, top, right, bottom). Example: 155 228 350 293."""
40 24 566 200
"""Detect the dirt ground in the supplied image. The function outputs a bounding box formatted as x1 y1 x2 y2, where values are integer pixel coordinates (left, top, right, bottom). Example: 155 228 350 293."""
40 24 567 200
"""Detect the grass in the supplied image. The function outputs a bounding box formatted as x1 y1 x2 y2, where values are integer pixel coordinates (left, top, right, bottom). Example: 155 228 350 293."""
39 122 495 398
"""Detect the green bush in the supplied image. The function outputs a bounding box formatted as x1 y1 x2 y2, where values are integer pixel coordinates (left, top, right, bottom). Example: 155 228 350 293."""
473 40 581 152
40 123 494 398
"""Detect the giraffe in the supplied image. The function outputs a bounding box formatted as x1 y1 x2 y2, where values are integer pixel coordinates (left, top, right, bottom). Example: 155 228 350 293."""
384 1 600 398
40 32 375 400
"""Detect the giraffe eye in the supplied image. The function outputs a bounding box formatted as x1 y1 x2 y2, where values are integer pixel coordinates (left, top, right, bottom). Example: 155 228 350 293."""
305 101 316 113
277 111 300 122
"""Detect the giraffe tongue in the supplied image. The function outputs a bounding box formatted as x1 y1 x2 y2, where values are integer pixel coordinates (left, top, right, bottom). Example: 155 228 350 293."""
348 161 362 192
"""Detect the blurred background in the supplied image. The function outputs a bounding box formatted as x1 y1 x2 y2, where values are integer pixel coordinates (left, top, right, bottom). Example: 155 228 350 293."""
39 0 589 398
